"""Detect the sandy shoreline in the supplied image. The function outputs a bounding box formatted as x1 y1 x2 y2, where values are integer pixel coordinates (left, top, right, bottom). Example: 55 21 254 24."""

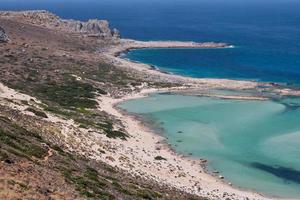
103 39 257 86
101 39 300 97
96 87 275 200
94 39 300 199
101 39 261 91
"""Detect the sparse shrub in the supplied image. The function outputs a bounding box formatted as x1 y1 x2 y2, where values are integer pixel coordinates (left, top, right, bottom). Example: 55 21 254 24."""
154 156 167 161
35 76 99 109
25 107 48 118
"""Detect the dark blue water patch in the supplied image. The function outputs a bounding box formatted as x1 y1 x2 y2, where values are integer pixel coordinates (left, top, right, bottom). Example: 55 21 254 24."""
251 162 300 184
2 0 300 42
125 47 300 85
280 103 300 112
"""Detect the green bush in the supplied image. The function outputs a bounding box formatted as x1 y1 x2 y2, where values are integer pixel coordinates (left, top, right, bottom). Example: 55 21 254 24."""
154 156 167 161
36 77 99 109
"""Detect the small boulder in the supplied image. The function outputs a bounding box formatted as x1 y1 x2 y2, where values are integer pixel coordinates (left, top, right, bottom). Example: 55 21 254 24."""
112 28 120 39
0 26 9 42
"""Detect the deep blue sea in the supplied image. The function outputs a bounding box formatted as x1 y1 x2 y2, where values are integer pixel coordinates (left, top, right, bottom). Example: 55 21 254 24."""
2 0 300 84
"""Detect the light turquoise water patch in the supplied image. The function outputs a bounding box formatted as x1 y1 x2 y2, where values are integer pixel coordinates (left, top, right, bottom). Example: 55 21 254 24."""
119 93 300 198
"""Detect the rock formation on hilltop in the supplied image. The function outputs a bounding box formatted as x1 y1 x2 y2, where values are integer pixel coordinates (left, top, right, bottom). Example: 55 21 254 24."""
0 10 120 40
64 19 120 39
0 26 9 42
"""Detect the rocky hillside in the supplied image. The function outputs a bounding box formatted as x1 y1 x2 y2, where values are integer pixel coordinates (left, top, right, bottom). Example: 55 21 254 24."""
0 105 199 200
0 10 120 40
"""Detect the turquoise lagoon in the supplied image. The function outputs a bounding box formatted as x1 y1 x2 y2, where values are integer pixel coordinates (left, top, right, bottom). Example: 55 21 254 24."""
119 93 300 198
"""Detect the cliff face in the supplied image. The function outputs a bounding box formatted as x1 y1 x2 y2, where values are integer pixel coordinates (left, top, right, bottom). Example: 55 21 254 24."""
0 10 120 40
0 26 9 42
64 19 120 39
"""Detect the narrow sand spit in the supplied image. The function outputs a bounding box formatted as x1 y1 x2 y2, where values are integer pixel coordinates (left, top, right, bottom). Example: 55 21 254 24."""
101 39 300 97
101 39 261 91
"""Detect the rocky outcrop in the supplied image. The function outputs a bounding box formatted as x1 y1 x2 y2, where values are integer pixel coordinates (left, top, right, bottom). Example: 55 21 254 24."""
63 19 120 39
0 26 9 42
0 10 120 40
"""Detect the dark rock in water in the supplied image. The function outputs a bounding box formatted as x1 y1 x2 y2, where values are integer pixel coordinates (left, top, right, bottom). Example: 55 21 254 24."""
269 82 280 87
0 26 9 42
251 162 300 183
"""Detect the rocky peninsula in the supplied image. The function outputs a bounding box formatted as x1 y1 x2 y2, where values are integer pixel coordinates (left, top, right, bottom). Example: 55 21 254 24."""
1 10 299 200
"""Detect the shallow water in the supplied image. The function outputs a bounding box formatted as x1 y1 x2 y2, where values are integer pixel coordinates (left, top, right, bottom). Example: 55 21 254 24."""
119 93 300 198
